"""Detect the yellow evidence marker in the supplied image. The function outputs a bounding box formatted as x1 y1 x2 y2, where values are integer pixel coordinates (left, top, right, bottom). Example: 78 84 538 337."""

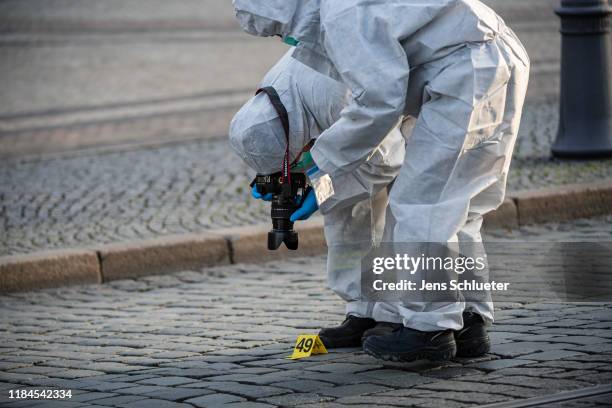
287 334 328 359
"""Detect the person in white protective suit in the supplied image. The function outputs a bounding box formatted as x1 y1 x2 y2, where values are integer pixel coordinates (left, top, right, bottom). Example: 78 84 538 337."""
232 0 530 362
229 48 408 342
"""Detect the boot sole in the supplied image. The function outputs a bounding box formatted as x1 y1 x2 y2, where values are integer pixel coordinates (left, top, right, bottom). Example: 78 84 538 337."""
363 340 457 363
455 336 491 358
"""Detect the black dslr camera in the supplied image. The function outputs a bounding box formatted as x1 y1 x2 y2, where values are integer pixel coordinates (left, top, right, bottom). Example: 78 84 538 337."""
252 172 308 250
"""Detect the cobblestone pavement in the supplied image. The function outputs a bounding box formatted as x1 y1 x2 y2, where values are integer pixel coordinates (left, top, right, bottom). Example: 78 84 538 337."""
3 98 612 256
2 0 612 257
0 216 611 408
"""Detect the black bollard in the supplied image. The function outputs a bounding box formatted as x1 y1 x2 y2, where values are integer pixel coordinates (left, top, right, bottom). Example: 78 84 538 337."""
552 0 612 158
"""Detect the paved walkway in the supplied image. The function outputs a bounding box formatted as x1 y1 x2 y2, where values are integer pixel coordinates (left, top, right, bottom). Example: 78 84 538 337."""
3 99 612 256
2 0 611 257
0 22 612 255
1 216 611 407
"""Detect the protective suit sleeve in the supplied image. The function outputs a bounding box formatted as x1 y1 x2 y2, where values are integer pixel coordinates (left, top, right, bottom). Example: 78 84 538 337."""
309 5 410 179
317 126 405 214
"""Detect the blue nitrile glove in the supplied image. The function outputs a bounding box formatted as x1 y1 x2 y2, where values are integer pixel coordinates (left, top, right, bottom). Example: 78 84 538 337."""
290 187 318 222
251 185 273 201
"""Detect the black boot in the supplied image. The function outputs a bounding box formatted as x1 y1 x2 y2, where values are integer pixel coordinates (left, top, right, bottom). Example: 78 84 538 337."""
318 315 377 348
362 326 456 362
455 311 491 357
362 322 403 342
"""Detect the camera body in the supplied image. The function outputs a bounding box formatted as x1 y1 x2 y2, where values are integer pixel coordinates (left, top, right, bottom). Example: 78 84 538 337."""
254 172 307 250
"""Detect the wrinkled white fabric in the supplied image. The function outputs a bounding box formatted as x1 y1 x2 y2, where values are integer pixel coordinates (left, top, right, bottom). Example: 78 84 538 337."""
230 49 404 211
229 50 346 175
229 49 405 310
335 29 529 331
233 0 322 51
233 0 530 331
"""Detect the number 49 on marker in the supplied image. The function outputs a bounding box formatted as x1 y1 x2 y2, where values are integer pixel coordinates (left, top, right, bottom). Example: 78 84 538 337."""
287 334 328 359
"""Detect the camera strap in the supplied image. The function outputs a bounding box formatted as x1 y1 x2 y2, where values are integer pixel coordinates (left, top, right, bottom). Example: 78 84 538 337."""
256 86 291 187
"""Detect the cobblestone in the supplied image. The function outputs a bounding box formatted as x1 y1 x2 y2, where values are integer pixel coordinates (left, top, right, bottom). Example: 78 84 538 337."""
2 100 612 256
1 2 612 404
0 217 611 407
2 0 611 256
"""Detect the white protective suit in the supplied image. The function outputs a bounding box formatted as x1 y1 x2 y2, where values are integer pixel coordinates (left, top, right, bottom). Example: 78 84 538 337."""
229 49 406 295
233 0 530 331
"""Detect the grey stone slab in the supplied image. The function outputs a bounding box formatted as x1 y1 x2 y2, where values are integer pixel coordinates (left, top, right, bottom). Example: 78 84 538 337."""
547 336 612 346
489 366 564 377
104 374 157 383
529 361 604 370
78 381 136 392
421 367 483 379
0 362 32 371
574 372 612 385
562 343 612 354
304 363 379 374
8 366 61 375
489 375 591 391
520 350 587 361
468 359 537 371
492 341 560 357
306 372 369 385
196 373 256 383
0 401 50 408
542 369 600 380
423 391 510 405
52 369 106 379
136 376 198 386
0 372 47 383
80 374 124 382
356 370 435 388
541 319 594 328
86 394 146 406
119 399 193 408
261 392 334 406
149 368 221 379
317 383 392 398
142 387 213 401
69 392 117 402
271 379 334 393
226 367 277 375
8 402 89 408
25 378 87 390
211 370 303 386
417 379 495 393
335 395 445 407
114 385 169 395
203 382 288 399
185 393 246 407
566 354 612 363
80 362 150 374
148 351 199 359
491 325 540 333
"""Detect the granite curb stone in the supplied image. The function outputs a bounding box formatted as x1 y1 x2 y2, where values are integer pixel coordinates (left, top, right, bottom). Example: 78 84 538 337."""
1 181 611 293
97 232 230 282
0 249 100 293
513 180 612 225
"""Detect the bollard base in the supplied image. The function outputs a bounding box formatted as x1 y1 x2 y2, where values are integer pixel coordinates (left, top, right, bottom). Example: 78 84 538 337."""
551 146 612 159
552 130 612 159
